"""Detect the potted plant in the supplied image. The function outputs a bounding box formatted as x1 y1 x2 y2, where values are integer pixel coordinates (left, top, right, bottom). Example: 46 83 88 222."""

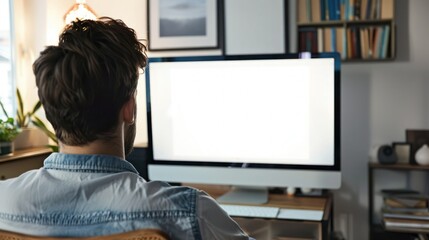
0 89 58 152
8 89 50 150
0 104 20 155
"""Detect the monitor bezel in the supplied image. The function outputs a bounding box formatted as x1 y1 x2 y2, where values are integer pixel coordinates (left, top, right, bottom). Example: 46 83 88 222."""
145 52 341 173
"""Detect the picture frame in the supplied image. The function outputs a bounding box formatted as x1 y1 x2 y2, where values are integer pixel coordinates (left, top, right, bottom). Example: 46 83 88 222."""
223 0 288 55
392 142 411 164
147 0 220 51
405 129 429 164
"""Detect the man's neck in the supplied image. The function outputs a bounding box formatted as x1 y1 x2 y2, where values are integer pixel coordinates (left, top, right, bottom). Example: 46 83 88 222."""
60 139 125 159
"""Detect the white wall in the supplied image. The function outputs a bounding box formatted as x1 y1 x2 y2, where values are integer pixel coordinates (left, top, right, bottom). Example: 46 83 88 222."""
15 1 429 240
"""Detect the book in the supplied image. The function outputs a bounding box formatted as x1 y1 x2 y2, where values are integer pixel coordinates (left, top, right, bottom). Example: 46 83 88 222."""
317 28 324 52
370 0 378 19
384 217 429 229
359 28 368 59
340 0 346 20
384 194 427 209
336 27 344 57
344 0 349 20
335 0 341 20
311 0 321 22
375 0 381 19
350 27 358 58
307 0 312 21
354 28 360 58
298 0 309 23
298 30 308 52
383 212 429 221
365 0 372 19
331 28 337 52
381 189 421 195
381 25 390 59
381 0 394 19
368 26 374 58
310 30 318 53
298 28 318 52
324 27 333 52
372 26 383 58
346 28 353 59
361 0 368 20
383 206 429 214
349 0 355 20
320 0 326 21
327 0 334 20
341 27 347 59
354 0 361 20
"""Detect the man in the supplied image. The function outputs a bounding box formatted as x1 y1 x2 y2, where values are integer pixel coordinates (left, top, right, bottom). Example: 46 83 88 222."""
0 17 252 239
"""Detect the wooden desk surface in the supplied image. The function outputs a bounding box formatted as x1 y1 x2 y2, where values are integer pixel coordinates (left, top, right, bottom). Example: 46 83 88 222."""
185 183 332 218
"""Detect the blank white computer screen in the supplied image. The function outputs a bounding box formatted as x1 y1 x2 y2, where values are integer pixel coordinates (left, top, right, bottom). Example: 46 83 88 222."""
149 58 334 166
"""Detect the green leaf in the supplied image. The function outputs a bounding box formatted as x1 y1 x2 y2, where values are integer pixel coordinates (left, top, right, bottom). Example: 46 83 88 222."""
6 117 14 124
0 118 20 142
16 109 24 128
0 100 9 119
31 101 42 115
16 88 24 118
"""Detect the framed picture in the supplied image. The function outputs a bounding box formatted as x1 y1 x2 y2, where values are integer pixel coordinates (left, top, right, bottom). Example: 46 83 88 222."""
147 0 220 51
406 129 429 164
223 0 288 55
392 142 411 164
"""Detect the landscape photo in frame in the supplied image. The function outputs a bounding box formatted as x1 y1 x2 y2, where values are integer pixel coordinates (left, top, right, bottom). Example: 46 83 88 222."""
148 0 219 51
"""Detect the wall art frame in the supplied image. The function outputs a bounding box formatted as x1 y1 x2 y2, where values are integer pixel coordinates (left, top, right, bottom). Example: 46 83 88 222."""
147 0 221 51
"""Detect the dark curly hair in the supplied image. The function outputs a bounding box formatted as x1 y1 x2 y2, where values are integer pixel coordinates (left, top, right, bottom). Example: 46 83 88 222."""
33 17 147 145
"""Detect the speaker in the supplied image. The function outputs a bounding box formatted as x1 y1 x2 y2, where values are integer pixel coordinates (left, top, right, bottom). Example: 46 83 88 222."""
378 145 398 164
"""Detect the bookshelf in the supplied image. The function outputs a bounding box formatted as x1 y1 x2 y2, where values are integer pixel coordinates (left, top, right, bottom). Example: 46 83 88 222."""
368 163 429 240
297 0 395 62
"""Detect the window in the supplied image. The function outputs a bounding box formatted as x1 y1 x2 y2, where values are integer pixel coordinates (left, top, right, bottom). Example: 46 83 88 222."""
0 0 15 119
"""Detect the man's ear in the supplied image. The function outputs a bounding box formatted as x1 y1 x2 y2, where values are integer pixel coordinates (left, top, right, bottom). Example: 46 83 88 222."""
122 97 136 124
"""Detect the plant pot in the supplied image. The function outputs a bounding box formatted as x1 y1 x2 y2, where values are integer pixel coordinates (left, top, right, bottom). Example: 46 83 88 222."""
13 127 49 150
0 142 13 156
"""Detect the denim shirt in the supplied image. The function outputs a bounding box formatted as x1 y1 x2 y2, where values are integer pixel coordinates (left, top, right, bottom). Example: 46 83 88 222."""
0 153 252 239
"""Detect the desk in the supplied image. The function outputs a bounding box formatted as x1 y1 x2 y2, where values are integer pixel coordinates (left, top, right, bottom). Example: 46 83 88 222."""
0 147 51 180
185 184 333 240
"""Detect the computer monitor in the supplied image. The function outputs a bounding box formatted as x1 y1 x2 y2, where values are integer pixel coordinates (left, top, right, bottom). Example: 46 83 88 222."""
145 52 341 204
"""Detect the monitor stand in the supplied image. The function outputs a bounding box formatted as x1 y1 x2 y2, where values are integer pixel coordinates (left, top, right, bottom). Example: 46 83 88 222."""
216 186 268 204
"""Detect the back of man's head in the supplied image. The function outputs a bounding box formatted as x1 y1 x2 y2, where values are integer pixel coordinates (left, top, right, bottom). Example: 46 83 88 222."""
33 17 147 146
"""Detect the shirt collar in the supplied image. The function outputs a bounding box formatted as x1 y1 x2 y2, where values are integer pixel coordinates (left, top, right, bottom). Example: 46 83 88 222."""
43 153 139 174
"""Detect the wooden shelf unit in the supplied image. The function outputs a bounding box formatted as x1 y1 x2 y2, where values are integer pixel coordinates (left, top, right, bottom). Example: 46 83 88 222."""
368 163 429 240
297 0 396 62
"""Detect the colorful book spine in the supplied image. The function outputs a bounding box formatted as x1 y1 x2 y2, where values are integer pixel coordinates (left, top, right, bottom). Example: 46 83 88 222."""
381 25 390 58
320 0 326 21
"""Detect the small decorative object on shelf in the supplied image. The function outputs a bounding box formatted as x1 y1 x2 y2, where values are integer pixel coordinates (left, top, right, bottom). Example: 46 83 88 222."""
392 142 411 164
415 144 429 165
377 145 397 164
